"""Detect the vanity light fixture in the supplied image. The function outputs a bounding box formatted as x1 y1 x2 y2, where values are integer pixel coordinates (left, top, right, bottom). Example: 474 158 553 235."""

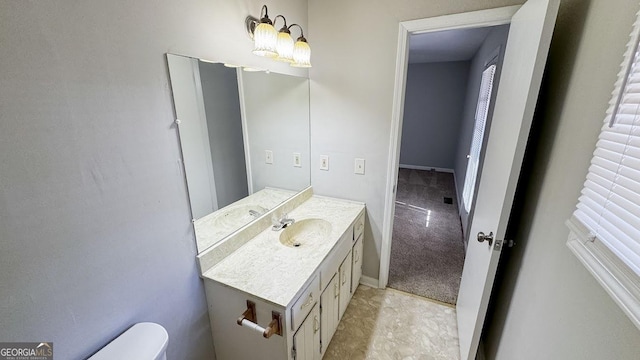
246 5 311 67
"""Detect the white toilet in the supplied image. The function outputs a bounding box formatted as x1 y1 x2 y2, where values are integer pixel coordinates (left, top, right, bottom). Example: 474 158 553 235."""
88 322 169 360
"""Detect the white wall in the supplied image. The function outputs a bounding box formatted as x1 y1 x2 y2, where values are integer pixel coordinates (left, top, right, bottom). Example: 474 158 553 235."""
454 25 510 241
310 0 640 357
308 0 524 280
399 61 470 170
242 71 311 192
484 0 640 358
0 0 306 359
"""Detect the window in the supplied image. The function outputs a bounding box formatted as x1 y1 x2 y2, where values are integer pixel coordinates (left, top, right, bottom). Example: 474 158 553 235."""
462 64 496 212
567 14 640 329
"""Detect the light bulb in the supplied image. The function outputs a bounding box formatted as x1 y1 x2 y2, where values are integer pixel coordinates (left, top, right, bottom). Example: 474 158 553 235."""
276 30 294 62
252 21 278 58
291 37 311 68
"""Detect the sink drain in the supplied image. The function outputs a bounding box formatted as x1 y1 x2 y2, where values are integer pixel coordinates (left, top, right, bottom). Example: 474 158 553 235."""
293 242 301 247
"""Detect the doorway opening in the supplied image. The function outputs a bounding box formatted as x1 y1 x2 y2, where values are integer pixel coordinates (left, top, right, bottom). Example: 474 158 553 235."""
387 25 509 305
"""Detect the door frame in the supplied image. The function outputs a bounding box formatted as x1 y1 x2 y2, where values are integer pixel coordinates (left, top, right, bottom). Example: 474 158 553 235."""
378 6 521 288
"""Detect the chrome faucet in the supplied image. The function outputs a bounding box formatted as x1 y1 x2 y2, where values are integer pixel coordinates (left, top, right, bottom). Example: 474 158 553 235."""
248 209 263 218
272 213 295 231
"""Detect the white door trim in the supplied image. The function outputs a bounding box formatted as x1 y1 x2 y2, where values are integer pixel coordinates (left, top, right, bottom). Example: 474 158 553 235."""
379 5 520 288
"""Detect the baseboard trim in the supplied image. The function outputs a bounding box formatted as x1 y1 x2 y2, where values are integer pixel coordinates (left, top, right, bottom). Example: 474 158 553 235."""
360 275 379 288
399 164 454 173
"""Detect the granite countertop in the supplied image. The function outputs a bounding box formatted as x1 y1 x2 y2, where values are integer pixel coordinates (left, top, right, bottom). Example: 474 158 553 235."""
202 195 365 308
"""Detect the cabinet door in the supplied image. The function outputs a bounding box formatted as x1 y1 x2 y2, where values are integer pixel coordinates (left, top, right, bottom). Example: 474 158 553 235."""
351 235 363 296
338 251 352 320
320 273 340 356
293 304 320 360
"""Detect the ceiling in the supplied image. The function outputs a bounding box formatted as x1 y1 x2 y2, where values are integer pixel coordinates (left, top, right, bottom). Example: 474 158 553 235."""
409 27 493 64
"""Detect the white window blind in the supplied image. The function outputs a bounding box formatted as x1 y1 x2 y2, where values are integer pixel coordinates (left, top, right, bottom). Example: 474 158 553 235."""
462 64 496 212
572 22 640 277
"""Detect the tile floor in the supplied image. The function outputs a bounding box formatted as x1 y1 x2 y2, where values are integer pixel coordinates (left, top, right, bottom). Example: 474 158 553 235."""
324 285 460 360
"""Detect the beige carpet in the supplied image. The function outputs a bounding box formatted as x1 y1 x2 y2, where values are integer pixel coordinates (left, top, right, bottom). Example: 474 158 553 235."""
388 168 465 305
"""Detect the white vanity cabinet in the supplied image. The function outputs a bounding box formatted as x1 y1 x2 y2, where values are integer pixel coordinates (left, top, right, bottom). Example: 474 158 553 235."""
203 202 365 360
338 251 352 320
319 274 339 355
293 304 320 360
350 212 364 297
351 236 363 296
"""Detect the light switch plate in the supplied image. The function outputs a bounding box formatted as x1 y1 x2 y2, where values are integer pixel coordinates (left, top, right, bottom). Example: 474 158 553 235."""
293 153 301 167
320 155 329 171
355 158 365 175
265 150 273 164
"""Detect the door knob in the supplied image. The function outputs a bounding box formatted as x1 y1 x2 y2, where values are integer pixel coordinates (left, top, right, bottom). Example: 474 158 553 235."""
477 231 494 246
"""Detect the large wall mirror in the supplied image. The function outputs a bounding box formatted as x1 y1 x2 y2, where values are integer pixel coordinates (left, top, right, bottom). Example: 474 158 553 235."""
167 54 311 253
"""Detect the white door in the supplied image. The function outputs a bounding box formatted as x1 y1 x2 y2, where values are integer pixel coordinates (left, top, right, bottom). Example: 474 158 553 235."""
338 251 352 320
351 236 364 295
320 274 340 356
456 1 559 359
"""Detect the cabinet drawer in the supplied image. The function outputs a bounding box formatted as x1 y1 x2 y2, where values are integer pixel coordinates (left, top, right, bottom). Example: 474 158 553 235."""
291 275 320 331
353 212 365 241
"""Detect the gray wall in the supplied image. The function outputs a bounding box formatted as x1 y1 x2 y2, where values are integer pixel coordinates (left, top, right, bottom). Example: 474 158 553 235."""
484 0 640 358
167 55 218 219
454 25 510 240
310 0 640 358
0 0 307 359
399 61 470 170
199 61 248 209
242 71 311 193
308 0 524 283
3 0 640 359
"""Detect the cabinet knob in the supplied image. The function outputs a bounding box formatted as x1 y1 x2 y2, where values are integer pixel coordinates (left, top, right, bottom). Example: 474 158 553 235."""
334 282 339 298
313 315 319 333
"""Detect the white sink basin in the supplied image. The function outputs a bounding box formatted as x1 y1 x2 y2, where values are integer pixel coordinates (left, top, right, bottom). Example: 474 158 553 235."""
279 219 332 248
210 204 267 229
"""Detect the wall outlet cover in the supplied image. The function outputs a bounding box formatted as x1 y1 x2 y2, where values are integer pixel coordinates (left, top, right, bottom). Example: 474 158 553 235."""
320 155 329 171
355 158 365 175
293 153 301 167
265 150 273 164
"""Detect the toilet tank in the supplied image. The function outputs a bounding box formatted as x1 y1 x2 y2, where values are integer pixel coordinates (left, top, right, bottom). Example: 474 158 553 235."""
88 322 169 360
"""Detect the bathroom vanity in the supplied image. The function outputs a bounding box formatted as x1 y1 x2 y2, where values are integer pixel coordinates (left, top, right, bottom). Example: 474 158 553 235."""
199 190 365 360
166 53 362 359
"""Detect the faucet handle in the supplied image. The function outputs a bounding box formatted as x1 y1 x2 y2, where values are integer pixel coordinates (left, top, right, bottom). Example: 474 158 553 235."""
280 213 288 221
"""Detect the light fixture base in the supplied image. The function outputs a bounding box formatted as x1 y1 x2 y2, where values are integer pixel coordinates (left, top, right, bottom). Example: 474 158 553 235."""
245 15 258 39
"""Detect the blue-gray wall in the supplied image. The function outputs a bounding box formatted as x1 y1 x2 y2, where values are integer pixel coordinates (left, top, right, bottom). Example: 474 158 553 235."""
0 0 307 359
454 24 510 239
399 61 470 169
199 61 248 209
